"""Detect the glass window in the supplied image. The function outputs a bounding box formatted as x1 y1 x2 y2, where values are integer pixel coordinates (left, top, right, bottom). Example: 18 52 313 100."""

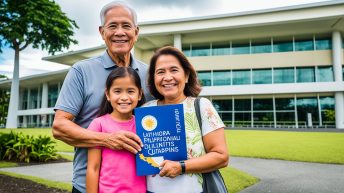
297 97 319 127
232 70 251 85
320 96 335 127
234 112 251 127
182 46 191 57
212 100 232 111
235 99 251 111
273 40 293 52
191 44 210 57
21 89 28 110
275 98 295 110
274 68 295 83
212 43 230 56
276 112 296 126
253 112 274 126
251 42 272 54
253 99 273 111
29 88 40 109
198 71 212 86
296 67 315 83
48 84 59 107
252 69 272 84
213 71 231 86
317 66 333 82
218 112 232 126
232 42 250 55
295 39 314 51
315 38 332 50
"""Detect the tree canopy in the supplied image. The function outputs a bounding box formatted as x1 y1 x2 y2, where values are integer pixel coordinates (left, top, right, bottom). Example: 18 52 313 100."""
0 0 78 54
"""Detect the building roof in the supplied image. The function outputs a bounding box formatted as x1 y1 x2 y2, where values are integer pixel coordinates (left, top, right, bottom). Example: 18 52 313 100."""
0 68 70 88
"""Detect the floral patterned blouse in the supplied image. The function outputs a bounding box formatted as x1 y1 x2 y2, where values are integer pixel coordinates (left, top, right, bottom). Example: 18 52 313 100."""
145 97 225 193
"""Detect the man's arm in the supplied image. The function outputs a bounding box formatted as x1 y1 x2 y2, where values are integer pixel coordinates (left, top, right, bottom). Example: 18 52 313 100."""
52 110 143 153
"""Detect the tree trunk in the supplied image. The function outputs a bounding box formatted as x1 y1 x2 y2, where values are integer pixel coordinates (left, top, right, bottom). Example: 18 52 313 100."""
6 47 20 128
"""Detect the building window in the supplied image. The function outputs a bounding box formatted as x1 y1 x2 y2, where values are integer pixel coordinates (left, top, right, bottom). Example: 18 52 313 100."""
273 39 293 52
297 97 319 127
315 38 331 50
191 44 210 57
251 39 272 54
28 88 40 109
213 70 231 86
320 96 335 127
296 67 315 83
295 39 314 51
234 99 251 127
212 99 232 111
252 69 272 84
212 42 230 56
182 45 191 57
232 41 250 55
198 71 212 86
274 67 295 83
275 98 295 127
232 70 251 85
48 84 59 107
21 89 28 110
316 66 334 82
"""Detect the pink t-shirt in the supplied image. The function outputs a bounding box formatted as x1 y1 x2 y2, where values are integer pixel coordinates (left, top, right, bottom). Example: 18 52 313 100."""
88 114 146 193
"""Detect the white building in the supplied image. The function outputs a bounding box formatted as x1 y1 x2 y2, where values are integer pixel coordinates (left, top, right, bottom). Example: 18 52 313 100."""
1 1 344 128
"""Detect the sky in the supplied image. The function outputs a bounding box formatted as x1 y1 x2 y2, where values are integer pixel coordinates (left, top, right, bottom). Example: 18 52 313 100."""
0 0 332 78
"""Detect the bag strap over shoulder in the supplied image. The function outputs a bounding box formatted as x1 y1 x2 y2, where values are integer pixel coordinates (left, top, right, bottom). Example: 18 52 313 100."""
194 97 202 133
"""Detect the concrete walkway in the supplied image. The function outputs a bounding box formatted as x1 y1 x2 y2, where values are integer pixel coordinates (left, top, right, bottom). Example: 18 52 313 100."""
230 157 344 193
1 157 344 193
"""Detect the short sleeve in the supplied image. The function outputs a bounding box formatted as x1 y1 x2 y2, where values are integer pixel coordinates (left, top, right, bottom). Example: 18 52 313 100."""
54 66 84 116
200 98 225 136
88 118 102 132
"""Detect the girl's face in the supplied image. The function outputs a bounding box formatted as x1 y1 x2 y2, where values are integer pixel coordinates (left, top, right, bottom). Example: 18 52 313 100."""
106 76 142 120
154 54 188 103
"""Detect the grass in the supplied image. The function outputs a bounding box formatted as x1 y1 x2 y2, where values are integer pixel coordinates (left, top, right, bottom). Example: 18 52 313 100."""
0 171 72 192
0 161 17 168
226 130 344 164
0 128 73 152
221 166 259 193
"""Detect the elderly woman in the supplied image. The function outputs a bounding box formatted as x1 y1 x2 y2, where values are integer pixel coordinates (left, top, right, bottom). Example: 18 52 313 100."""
145 46 229 193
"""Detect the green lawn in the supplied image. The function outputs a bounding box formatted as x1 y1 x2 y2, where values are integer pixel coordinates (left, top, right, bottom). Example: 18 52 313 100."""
226 130 344 164
221 166 259 193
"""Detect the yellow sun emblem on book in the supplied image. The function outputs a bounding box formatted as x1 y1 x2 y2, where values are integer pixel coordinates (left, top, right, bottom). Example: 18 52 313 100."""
141 115 157 131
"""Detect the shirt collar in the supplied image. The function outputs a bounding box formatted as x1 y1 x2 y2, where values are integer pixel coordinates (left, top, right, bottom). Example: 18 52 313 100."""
102 50 139 71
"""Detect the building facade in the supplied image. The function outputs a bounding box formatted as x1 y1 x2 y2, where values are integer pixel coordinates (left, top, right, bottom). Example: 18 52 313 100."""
1 1 344 128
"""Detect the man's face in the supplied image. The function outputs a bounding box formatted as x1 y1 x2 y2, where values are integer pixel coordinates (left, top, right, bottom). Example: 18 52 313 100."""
99 6 139 57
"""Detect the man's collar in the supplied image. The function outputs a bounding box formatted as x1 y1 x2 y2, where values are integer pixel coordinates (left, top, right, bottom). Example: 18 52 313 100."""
102 51 139 71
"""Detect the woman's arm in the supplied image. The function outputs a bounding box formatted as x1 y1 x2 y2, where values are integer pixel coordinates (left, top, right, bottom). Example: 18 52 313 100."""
159 128 229 178
86 148 102 193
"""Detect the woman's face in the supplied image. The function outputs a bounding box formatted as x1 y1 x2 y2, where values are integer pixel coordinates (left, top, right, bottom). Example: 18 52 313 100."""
154 54 188 102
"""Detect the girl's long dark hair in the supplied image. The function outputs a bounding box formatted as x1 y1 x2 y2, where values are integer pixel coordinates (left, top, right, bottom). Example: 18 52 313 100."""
98 67 145 117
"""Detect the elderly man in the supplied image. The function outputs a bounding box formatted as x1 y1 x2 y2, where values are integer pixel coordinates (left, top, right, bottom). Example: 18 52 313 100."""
52 1 152 193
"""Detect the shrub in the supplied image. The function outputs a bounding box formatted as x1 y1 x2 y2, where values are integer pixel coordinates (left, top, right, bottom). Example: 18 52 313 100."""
0 131 59 163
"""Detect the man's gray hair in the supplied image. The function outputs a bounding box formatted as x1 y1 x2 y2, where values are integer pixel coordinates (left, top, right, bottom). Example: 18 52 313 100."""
100 1 138 26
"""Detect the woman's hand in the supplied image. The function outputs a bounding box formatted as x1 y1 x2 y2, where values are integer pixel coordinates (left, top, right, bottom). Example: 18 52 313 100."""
159 160 182 178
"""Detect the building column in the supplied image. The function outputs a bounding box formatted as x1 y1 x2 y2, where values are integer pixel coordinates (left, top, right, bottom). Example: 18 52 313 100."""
174 34 182 50
332 31 344 129
41 83 48 126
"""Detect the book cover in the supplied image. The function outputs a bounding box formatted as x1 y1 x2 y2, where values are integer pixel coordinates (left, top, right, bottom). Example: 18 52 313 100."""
135 104 187 176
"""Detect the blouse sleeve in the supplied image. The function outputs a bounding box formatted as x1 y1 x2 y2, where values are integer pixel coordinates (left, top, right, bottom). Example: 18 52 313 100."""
88 118 102 149
200 98 225 136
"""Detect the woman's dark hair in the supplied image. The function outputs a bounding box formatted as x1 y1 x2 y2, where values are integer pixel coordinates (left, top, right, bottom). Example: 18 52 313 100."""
148 46 202 100
98 67 145 117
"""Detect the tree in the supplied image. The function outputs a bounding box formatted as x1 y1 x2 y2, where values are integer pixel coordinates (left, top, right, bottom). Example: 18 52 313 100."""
0 0 78 128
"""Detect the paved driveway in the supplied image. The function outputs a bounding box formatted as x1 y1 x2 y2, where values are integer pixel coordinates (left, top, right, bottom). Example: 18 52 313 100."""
230 157 344 193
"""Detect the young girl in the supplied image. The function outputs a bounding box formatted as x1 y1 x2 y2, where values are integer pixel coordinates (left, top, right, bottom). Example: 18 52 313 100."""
86 67 146 193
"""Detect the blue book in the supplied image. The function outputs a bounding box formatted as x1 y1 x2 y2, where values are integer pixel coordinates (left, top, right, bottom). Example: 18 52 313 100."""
134 104 187 176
